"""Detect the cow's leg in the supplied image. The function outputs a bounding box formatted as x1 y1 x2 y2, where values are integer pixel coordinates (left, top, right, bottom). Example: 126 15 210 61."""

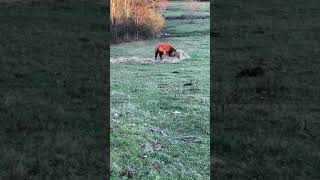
155 50 159 60
168 49 173 57
159 52 164 60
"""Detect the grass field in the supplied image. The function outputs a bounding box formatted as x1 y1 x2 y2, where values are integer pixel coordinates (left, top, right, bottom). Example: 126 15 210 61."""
157 1 210 18
3 0 319 179
110 1 210 179
213 0 320 179
0 1 108 178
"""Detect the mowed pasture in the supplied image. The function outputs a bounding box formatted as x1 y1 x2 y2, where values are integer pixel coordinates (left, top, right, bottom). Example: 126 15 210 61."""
111 1 210 179
213 0 320 179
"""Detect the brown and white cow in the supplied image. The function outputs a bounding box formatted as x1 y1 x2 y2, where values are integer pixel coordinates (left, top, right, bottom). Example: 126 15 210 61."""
155 43 177 60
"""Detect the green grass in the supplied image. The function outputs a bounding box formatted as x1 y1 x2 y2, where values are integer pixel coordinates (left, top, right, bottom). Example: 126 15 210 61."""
213 0 320 179
111 2 210 179
157 1 210 18
163 19 210 36
0 1 108 179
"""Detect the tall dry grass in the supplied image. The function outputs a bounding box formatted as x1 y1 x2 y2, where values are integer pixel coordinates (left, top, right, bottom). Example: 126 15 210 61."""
110 0 167 43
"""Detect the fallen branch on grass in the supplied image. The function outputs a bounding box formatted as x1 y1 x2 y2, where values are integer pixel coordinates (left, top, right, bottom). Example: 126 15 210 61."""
151 127 169 137
150 128 202 143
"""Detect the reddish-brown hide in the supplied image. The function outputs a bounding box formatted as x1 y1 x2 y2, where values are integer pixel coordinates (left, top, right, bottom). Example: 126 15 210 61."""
155 43 176 60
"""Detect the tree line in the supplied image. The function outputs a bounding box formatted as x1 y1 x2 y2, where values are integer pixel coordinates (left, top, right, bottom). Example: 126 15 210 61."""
110 0 168 43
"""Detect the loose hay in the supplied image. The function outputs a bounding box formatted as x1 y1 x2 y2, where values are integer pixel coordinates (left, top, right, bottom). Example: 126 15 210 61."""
110 50 190 64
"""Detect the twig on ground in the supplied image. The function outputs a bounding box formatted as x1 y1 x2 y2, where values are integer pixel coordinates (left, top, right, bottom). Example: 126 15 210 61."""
150 128 201 143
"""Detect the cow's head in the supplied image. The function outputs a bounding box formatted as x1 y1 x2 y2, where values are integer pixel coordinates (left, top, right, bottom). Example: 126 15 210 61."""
171 50 177 56
171 50 180 58
170 48 178 57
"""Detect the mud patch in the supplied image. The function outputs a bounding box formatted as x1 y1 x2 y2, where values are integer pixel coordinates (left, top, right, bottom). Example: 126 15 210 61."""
110 50 190 64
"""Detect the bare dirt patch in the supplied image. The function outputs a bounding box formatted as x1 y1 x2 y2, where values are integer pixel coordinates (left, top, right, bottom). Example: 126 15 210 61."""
110 50 190 64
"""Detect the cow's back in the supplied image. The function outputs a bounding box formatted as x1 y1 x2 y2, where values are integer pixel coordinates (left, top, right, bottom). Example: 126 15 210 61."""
156 43 173 52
